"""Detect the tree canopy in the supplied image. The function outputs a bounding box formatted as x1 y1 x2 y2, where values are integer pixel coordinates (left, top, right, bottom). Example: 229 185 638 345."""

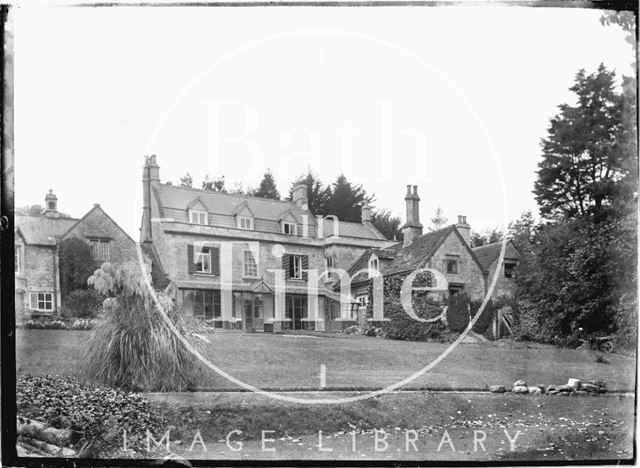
534 64 630 221
253 170 280 200
59 237 97 300
323 175 370 223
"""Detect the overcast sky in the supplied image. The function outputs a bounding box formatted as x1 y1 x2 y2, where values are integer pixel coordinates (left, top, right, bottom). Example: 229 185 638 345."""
13 5 635 239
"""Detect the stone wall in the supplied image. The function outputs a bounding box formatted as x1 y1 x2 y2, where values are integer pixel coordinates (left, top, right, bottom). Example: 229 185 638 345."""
424 231 486 301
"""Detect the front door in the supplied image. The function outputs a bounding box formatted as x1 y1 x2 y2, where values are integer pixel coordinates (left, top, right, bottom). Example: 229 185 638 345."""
286 295 308 330
240 293 265 332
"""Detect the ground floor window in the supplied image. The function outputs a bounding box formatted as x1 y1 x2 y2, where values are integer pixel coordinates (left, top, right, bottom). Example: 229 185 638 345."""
29 292 53 312
182 289 221 319
284 294 308 330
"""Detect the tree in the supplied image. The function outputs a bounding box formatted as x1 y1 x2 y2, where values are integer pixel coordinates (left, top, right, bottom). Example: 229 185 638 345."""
289 170 331 216
430 206 448 231
202 175 226 192
534 64 628 220
59 238 97 301
16 204 72 218
371 209 403 241
323 175 370 223
253 170 280 200
179 173 193 188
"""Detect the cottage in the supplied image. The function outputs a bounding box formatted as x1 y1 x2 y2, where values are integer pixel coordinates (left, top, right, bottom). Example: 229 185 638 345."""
139 156 395 332
15 191 138 317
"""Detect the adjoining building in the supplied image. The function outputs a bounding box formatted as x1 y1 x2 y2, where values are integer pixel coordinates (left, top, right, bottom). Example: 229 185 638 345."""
15 190 138 317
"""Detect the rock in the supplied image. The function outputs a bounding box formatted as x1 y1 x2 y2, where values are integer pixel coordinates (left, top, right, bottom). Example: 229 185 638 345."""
546 385 557 393
534 385 546 393
528 386 542 395
567 378 582 390
512 385 529 394
556 384 573 393
590 380 607 393
581 383 599 393
489 385 506 393
513 380 526 388
547 390 559 395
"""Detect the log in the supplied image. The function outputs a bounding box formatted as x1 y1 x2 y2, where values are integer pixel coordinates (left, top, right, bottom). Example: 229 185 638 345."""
17 417 80 447
17 440 49 456
18 436 62 455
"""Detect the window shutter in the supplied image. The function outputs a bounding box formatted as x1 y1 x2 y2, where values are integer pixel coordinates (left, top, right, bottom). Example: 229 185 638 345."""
187 244 195 274
282 254 290 279
301 255 309 281
211 246 220 276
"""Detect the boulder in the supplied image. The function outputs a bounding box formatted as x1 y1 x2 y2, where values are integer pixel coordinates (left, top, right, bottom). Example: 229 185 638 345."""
528 386 542 395
546 384 557 393
489 385 506 393
512 385 529 394
590 380 607 393
556 384 573 393
513 380 526 388
547 390 559 395
581 383 599 393
567 378 582 390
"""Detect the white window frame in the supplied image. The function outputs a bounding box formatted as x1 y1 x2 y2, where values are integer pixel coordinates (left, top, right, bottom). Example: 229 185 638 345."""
90 239 111 262
326 256 334 279
189 210 208 225
368 255 379 278
29 292 53 312
243 250 258 278
291 255 303 280
282 222 297 236
196 248 212 274
237 216 253 230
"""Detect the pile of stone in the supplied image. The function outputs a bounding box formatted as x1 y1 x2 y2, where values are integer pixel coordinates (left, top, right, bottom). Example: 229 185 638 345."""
16 416 79 457
489 379 607 395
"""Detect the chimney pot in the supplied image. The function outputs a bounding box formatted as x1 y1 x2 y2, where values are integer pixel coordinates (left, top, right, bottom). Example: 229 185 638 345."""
412 185 418 195
406 185 412 195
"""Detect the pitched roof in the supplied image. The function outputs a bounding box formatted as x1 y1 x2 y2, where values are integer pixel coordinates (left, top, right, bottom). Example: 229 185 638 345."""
153 184 305 221
384 226 457 276
472 239 520 272
322 218 386 240
153 183 387 241
15 215 79 245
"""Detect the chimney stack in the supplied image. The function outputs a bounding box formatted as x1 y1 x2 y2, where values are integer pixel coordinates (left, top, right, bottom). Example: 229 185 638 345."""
141 155 161 243
292 183 309 210
455 215 471 246
402 185 423 247
361 204 372 224
44 190 59 218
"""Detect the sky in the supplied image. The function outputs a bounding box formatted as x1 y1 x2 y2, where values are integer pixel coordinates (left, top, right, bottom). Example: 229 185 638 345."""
13 5 635 239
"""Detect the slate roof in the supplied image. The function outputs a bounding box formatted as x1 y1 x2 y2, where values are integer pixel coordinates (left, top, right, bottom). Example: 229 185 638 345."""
16 215 79 245
384 226 457 276
472 239 520 272
153 184 304 221
153 183 386 241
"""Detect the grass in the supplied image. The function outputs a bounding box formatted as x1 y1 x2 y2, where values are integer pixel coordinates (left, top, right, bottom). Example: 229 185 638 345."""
16 329 636 391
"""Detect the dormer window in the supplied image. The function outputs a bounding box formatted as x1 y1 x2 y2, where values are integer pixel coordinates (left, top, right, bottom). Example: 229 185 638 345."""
237 216 253 230
189 210 208 225
282 222 297 235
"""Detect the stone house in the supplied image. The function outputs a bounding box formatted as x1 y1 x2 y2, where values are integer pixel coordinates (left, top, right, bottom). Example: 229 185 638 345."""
471 239 521 300
344 186 519 312
139 156 395 332
15 190 138 317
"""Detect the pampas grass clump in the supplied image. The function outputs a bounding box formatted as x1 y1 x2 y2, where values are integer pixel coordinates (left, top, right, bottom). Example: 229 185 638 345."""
81 263 199 392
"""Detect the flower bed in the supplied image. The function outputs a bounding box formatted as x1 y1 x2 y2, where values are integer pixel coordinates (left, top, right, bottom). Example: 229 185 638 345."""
19 318 98 330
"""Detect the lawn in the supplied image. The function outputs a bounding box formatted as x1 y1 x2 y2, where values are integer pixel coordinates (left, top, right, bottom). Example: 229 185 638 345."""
16 329 636 391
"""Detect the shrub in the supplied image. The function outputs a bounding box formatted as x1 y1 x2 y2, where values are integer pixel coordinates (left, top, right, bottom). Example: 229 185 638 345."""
470 299 495 335
445 294 471 332
19 317 98 330
63 289 104 318
81 263 200 392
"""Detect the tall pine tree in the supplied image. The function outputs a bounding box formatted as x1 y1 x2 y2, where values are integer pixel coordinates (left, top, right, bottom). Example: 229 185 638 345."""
289 170 331 216
323 175 369 223
253 170 281 200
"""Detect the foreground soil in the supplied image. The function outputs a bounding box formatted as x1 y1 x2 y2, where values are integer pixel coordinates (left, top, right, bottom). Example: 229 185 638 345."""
141 391 635 462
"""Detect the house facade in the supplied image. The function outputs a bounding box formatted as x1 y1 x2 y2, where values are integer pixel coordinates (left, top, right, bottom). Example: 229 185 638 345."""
15 190 138 317
345 186 519 311
139 155 395 332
